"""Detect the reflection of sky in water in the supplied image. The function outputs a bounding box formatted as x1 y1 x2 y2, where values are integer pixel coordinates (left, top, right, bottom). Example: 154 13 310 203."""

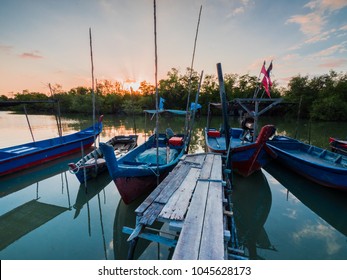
292 222 342 256
262 170 347 260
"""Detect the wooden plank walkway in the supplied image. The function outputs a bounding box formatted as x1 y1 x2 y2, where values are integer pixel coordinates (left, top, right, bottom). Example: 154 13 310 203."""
125 153 229 260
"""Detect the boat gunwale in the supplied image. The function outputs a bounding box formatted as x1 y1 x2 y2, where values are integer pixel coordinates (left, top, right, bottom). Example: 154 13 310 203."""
268 137 347 173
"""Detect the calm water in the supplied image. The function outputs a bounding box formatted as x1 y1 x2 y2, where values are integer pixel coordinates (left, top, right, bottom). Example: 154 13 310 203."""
0 111 347 260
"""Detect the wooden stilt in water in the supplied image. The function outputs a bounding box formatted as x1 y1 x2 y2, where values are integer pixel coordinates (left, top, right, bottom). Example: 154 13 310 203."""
23 105 35 143
127 237 139 260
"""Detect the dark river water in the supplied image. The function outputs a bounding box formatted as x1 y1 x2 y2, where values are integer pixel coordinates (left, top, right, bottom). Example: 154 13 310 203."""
0 111 347 260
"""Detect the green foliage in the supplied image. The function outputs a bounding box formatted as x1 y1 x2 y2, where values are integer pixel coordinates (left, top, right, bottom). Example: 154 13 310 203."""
2 69 346 121
284 71 347 120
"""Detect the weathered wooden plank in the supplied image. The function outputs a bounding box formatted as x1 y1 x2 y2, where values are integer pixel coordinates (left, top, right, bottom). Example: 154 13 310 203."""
199 153 214 180
138 202 165 226
210 154 222 180
123 226 177 247
172 180 209 260
199 181 224 259
155 163 192 204
127 224 144 241
184 153 206 165
159 167 201 221
197 154 224 259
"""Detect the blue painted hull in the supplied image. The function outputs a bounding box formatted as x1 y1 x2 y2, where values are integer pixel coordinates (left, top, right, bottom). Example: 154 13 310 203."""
99 133 186 204
267 136 347 190
0 119 103 176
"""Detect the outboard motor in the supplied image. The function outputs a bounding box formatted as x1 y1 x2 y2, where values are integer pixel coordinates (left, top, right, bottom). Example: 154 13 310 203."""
240 114 255 142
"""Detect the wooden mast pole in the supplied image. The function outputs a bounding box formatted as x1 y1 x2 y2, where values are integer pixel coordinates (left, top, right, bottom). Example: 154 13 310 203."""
184 5 202 137
153 0 160 185
89 27 98 175
217 63 230 150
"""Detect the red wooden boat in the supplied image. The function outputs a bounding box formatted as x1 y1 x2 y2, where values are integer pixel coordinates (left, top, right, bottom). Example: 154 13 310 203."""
329 137 347 156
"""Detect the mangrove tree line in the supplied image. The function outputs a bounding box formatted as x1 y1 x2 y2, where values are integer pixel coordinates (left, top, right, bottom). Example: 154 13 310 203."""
1 68 346 121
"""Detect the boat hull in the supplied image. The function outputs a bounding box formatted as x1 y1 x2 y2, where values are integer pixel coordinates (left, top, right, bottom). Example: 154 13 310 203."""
114 173 167 205
68 135 138 184
329 137 347 156
100 133 186 204
205 125 276 177
0 120 102 177
267 136 347 190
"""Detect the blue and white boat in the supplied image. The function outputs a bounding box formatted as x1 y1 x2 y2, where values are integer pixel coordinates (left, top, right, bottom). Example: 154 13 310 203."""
99 129 187 204
0 116 103 177
267 135 347 190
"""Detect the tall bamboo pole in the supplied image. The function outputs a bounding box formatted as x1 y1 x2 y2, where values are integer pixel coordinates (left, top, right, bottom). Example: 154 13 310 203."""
153 0 160 184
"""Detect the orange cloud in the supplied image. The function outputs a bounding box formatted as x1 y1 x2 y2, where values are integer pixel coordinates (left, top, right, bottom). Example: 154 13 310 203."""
286 12 326 35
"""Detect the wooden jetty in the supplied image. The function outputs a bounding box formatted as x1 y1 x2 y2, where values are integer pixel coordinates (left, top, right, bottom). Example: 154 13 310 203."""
123 152 243 260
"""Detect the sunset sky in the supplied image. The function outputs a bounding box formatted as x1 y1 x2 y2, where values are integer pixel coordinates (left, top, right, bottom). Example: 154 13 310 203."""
1 0 347 96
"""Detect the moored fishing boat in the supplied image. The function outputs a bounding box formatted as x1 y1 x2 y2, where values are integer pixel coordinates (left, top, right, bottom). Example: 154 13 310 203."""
329 137 347 156
68 134 138 183
204 63 281 177
0 116 103 177
205 124 277 177
267 135 347 190
99 129 187 204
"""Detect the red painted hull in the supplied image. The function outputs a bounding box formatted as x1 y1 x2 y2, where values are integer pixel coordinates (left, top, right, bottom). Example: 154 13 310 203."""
114 173 168 204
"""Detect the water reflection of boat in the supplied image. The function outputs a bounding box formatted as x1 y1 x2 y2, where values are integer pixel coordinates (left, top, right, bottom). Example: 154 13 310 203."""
231 170 275 259
114 198 148 259
0 153 82 198
73 172 112 219
72 172 112 259
264 162 347 237
0 171 72 251
113 194 169 260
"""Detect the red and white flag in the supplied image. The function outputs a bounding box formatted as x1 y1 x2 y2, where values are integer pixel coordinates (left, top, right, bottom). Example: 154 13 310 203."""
261 61 273 97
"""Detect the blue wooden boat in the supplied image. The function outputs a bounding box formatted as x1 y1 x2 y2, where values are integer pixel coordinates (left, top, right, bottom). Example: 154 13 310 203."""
267 135 347 190
99 130 187 204
68 134 138 184
0 116 103 177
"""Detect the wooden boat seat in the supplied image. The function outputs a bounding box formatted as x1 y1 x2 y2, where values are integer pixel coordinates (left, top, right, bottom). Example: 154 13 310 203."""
5 146 40 154
334 155 342 164
319 150 327 158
